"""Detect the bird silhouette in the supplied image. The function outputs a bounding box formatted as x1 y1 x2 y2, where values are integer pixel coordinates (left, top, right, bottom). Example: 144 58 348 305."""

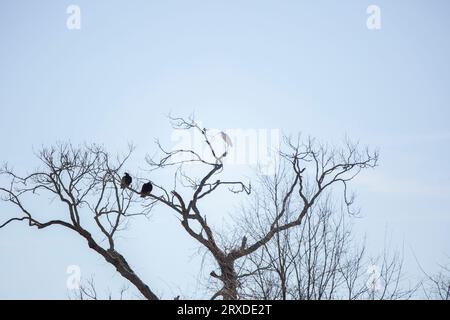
120 173 132 189
140 181 153 198
241 236 247 249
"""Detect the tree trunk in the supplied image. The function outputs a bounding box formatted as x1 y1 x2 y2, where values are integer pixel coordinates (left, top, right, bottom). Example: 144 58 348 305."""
107 249 159 300
80 229 159 300
219 259 238 300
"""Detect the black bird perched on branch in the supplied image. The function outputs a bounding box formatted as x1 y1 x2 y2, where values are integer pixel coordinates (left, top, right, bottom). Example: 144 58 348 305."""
120 173 132 189
140 182 153 198
241 236 247 250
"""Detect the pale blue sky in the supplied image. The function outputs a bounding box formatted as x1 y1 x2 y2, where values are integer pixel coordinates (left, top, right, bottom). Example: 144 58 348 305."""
0 0 449 299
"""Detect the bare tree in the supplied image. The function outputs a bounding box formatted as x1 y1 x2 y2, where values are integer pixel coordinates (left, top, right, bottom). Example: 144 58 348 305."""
142 116 378 300
0 143 159 300
0 116 379 300
237 170 415 300
421 259 450 300
69 276 131 300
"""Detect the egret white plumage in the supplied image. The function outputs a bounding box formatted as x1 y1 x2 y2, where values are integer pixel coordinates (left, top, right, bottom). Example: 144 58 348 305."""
220 131 233 147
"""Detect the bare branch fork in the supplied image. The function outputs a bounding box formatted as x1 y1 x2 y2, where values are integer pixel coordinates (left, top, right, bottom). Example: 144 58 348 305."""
0 116 378 300
0 143 158 300
142 115 378 300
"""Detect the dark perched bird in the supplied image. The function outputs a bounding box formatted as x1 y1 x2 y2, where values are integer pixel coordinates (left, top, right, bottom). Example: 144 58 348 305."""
241 236 247 249
120 173 132 189
140 181 153 198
